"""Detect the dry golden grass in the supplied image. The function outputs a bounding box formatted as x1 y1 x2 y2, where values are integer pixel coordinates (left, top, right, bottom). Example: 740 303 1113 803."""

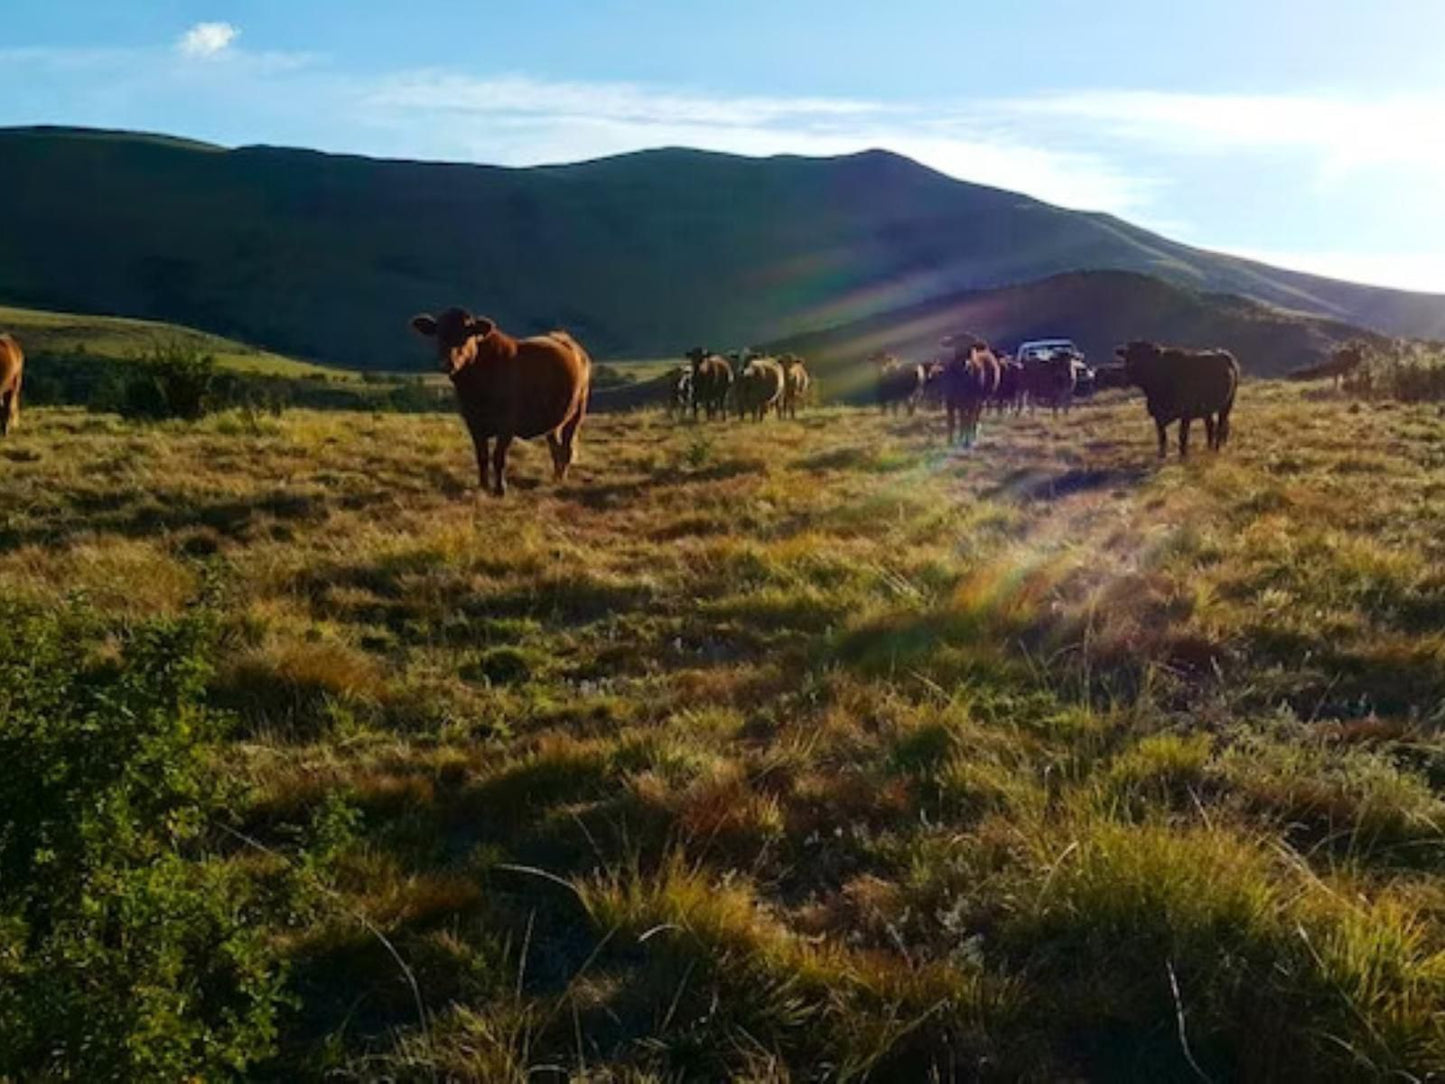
3 384 1445 1079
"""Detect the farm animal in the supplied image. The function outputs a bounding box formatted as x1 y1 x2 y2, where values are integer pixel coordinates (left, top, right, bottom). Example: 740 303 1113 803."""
871 352 925 415
686 348 734 421
0 333 22 437
778 353 811 418
735 355 786 421
411 309 590 496
1114 340 1239 459
667 365 693 417
1021 352 1079 415
941 342 1001 446
992 355 1024 414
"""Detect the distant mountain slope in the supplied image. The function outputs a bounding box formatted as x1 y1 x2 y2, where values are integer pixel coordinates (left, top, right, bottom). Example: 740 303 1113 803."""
0 126 1440 369
766 270 1384 399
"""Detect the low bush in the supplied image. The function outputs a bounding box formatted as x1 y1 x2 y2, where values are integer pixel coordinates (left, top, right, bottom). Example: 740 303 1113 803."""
0 602 286 1080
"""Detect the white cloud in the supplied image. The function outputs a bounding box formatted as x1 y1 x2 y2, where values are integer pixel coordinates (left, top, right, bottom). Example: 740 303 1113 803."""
1002 90 1445 178
176 22 240 59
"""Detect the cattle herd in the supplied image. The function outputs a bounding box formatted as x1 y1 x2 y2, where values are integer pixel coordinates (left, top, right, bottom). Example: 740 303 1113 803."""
0 315 1243 498
666 333 1239 460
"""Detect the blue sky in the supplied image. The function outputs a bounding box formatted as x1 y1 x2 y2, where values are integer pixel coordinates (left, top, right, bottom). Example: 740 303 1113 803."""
5 1 1445 291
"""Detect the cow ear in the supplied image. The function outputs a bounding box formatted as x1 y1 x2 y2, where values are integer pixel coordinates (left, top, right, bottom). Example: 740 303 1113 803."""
411 314 438 337
469 317 495 339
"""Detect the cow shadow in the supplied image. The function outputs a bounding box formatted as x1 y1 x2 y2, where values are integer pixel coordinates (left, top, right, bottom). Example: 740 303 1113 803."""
983 465 1149 502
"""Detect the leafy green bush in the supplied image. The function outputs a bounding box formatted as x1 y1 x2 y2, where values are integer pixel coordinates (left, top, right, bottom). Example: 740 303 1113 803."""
0 603 285 1080
112 339 223 419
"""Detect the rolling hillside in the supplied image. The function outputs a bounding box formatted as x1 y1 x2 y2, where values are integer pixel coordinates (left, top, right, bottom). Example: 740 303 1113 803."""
0 303 342 378
0 126 1442 370
768 269 1385 397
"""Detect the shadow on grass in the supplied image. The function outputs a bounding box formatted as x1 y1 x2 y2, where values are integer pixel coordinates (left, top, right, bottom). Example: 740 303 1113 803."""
983 465 1149 503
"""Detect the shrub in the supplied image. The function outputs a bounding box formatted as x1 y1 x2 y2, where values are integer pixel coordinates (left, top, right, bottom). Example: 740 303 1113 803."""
1344 340 1445 403
115 339 223 420
0 602 285 1079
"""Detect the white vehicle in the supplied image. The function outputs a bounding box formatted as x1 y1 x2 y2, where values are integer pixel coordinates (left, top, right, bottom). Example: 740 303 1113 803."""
1016 338 1084 366
1017 338 1097 399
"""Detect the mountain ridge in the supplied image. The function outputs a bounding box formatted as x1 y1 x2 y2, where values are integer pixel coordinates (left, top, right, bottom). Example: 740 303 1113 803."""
0 126 1440 368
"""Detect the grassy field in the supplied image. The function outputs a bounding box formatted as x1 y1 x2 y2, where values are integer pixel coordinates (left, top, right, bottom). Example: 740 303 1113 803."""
3 384 1445 1080
0 303 347 378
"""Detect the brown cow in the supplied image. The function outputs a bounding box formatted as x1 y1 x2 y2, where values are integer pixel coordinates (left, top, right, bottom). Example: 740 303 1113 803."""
778 353 811 419
1114 340 1239 459
0 334 21 437
941 343 1001 446
736 355 786 421
411 309 590 496
686 348 733 421
871 352 924 415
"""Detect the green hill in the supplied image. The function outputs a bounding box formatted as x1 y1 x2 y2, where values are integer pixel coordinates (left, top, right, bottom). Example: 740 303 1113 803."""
0 126 1441 370
0 303 344 379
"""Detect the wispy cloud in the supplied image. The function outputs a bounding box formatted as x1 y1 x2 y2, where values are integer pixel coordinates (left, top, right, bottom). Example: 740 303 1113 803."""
369 73 886 128
361 72 1156 216
176 22 240 60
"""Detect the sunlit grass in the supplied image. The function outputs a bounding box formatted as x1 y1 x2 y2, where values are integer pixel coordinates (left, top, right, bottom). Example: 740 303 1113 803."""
2 382 1444 1078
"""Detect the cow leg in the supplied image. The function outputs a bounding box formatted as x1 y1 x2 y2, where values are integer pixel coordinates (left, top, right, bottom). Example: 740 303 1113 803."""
1203 415 1217 451
1155 419 1168 459
466 424 491 491
0 390 11 437
1179 417 1192 458
1217 408 1232 449
555 409 584 481
490 435 513 497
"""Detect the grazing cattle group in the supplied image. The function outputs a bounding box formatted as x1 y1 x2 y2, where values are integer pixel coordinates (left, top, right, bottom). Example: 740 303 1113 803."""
0 333 23 437
669 347 815 423
388 313 1249 490
0 306 1255 499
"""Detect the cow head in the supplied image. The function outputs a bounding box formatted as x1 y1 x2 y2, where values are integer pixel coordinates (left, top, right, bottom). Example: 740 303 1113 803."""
1115 340 1162 382
410 307 496 376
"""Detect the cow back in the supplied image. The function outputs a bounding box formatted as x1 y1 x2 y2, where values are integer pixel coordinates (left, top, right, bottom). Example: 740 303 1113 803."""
1136 348 1239 420
452 330 590 440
